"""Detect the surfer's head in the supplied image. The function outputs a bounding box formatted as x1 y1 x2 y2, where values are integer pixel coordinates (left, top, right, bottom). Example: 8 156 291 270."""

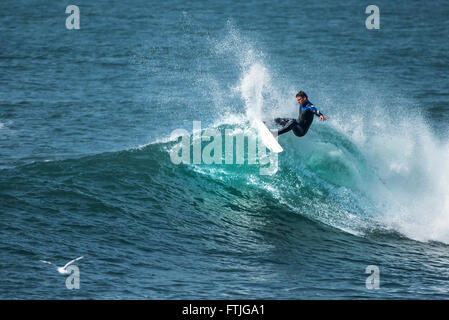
296 91 308 106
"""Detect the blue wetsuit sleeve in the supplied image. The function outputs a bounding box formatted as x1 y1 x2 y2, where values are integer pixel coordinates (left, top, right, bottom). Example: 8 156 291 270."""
310 105 324 117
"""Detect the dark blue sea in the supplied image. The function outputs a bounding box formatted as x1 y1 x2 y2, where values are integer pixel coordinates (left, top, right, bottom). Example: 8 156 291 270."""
1 0 449 299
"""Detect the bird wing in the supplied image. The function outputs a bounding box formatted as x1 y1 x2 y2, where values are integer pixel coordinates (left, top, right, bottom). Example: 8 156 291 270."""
63 256 84 269
40 260 55 266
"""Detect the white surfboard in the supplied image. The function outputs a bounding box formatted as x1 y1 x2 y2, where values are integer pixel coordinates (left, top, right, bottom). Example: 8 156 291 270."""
252 119 283 153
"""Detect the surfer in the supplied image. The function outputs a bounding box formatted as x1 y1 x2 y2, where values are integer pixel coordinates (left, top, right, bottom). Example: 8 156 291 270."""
273 91 327 137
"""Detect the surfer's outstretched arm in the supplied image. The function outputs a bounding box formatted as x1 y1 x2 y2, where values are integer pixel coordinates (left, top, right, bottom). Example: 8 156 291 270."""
311 107 327 121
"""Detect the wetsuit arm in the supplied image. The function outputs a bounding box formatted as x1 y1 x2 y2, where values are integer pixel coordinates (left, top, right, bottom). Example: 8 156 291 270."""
310 105 324 117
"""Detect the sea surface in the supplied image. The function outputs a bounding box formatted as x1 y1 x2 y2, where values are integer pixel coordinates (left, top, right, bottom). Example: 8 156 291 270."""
1 0 449 299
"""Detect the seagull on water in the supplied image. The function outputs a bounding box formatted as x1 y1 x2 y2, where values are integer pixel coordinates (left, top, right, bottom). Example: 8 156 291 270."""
40 256 84 275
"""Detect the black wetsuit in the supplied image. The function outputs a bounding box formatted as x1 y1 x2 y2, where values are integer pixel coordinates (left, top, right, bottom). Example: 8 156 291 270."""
275 101 324 137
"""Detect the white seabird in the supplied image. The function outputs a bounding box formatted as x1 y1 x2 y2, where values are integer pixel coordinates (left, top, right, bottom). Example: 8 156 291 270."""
40 256 84 275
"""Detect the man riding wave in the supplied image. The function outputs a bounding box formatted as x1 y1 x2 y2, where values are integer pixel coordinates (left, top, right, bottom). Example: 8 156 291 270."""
273 91 327 137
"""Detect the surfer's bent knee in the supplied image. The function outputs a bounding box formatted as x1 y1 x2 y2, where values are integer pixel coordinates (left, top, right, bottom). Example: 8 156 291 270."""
292 125 306 137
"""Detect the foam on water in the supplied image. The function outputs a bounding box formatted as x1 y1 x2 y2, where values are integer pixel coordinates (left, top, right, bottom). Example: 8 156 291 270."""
329 92 449 243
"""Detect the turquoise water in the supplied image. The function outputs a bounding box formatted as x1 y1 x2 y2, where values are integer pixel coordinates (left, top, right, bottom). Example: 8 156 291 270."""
1 0 449 299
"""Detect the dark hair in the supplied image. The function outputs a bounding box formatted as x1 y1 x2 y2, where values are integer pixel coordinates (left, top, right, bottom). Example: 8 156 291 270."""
296 91 307 98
